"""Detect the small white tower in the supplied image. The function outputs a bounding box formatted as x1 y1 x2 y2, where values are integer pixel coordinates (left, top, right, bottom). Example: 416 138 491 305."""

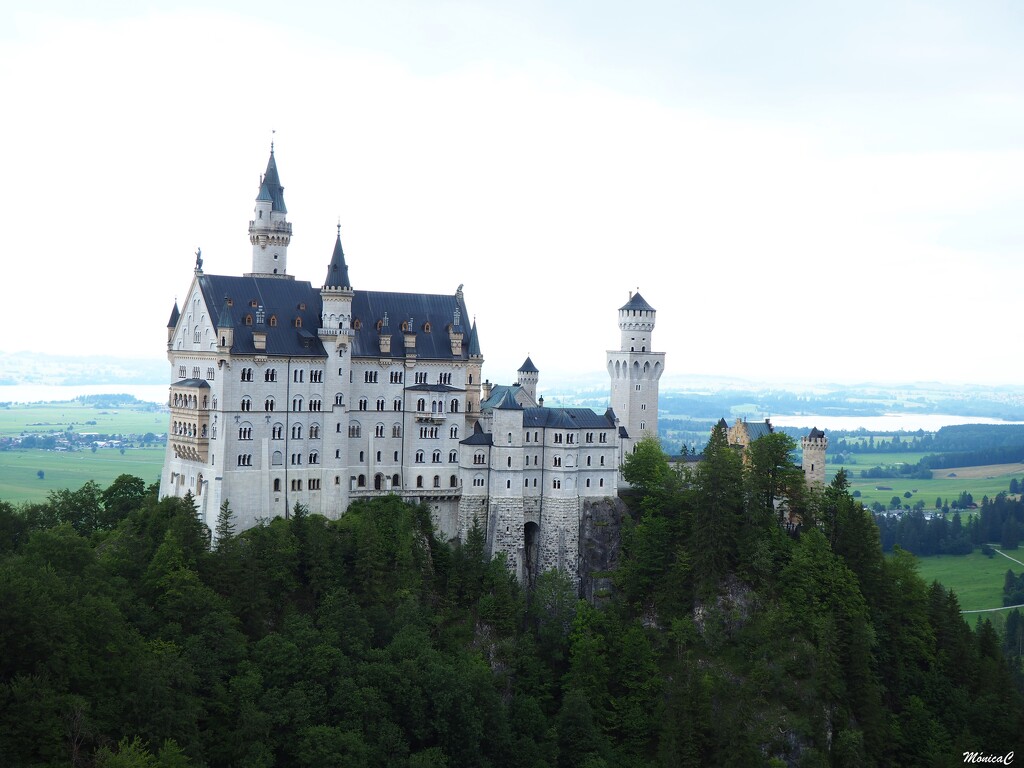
517 356 539 404
607 291 665 455
801 427 828 489
247 144 293 278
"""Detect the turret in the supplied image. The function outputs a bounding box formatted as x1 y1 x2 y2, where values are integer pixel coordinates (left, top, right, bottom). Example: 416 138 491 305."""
216 296 234 351
517 356 539 404
607 290 665 456
247 144 293 278
166 301 180 345
618 291 656 352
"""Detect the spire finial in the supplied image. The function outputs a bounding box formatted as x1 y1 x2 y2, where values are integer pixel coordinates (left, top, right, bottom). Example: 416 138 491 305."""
270 129 276 154
337 217 341 238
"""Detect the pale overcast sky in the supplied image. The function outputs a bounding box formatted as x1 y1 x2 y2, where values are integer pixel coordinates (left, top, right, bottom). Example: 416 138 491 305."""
2 1 1022 388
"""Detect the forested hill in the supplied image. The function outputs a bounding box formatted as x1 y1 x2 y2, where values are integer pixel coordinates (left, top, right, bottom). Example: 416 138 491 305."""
1 431 1022 767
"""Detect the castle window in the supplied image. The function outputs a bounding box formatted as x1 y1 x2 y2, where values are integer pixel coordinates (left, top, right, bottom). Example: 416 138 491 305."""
376 450 381 461
553 479 561 489
586 456 591 466
449 450 457 463
241 397 252 412
600 456 605 466
359 451 365 461
640 422 646 430
393 399 402 411
553 457 561 467
474 451 485 465
292 397 303 411
432 450 442 463
349 422 361 438
586 479 591 488
450 426 458 439
506 480 511 489
194 329 201 343
245 314 253 326
265 397 275 412
415 450 424 463
294 369 304 383
294 317 302 328
417 398 426 412
599 433 608 444
423 322 431 333
274 478 281 491
309 399 322 412
358 398 367 411
269 315 278 327
450 475 458 488
178 365 186 378
352 318 361 330
291 424 303 439
641 404 647 410
473 476 485 487
416 476 423 488
599 478 604 487
525 433 530 443
507 432 512 444
272 424 283 439
507 456 512 468
433 475 440 488
312 422 323 438
375 424 385 438
309 452 319 465
358 475 366 487
392 473 400 487
376 398 385 411
450 398 459 413
392 424 402 438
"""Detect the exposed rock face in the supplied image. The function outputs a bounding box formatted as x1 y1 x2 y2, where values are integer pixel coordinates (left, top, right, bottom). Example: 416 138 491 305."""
578 496 630 603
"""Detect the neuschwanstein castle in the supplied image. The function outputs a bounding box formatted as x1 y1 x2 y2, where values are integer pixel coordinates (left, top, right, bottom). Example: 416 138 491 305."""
161 146 664 583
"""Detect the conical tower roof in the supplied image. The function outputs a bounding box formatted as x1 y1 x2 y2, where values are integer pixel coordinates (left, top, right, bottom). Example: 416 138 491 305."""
167 301 180 328
324 227 351 289
256 145 287 213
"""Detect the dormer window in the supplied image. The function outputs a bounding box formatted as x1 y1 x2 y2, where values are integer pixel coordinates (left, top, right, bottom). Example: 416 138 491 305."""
423 321 431 333
352 318 362 330
244 314 253 326
294 317 302 328
401 320 409 332
250 299 258 308
269 315 278 327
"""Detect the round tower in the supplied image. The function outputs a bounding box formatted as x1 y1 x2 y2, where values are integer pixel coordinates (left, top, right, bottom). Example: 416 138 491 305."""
607 291 665 455
801 427 828 489
517 356 539 404
247 143 293 278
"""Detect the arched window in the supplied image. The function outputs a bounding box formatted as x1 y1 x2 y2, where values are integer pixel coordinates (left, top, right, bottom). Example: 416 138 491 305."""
265 397 275 412
348 422 361 438
433 475 440 488
358 474 366 487
415 450 424 463
392 424 402 438
375 423 385 438
450 426 459 439
450 398 459 413
432 450 441 463
393 398 402 411
416 476 423 488
417 398 426 412
309 424 320 439
241 397 251 412
450 475 458 488
448 450 457 463
292 397 303 411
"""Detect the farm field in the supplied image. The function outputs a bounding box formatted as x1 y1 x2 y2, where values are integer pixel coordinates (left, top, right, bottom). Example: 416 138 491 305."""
0 401 166 438
914 548 1022 615
837 461 1024 509
0 447 165 503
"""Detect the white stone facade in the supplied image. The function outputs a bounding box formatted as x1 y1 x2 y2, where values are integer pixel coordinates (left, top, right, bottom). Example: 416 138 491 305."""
160 148 663 583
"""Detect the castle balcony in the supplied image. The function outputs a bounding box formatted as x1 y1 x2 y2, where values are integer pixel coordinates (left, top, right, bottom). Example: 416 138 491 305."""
170 435 209 463
248 220 293 236
414 414 447 424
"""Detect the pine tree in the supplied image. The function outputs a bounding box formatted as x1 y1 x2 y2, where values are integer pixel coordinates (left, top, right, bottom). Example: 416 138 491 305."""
214 500 235 549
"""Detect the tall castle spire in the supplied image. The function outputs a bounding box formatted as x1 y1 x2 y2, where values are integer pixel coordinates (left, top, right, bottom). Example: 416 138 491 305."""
324 222 351 289
247 143 293 278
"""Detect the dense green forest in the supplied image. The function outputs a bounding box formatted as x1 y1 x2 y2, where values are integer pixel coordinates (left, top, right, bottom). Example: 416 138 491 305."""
1 429 1022 767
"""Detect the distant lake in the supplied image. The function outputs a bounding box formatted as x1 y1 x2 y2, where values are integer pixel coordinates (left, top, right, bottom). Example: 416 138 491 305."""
770 413 1024 432
0 384 168 405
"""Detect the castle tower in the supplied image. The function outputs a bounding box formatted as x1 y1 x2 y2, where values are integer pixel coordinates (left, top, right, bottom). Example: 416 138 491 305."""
517 356 539 404
247 144 293 278
320 226 356 512
801 427 828 489
607 291 665 455
166 301 180 345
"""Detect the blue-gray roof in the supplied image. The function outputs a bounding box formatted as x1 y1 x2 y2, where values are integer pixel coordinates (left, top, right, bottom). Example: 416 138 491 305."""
167 302 180 328
199 275 326 358
481 384 523 410
620 291 655 312
522 407 616 430
173 378 211 389
745 420 774 440
350 290 473 362
518 356 538 373
491 389 523 410
461 423 494 446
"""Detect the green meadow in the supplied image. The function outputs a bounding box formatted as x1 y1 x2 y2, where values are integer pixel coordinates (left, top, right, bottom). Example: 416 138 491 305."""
0 401 167 503
914 548 1023 618
0 447 165 503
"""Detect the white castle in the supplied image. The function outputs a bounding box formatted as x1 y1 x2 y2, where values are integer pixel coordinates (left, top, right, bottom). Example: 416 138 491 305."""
161 146 664 582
